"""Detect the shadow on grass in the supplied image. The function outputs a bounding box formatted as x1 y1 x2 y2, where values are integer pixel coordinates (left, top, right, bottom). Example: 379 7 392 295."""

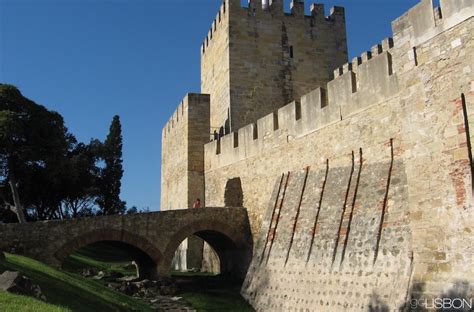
173 274 254 312
0 253 151 312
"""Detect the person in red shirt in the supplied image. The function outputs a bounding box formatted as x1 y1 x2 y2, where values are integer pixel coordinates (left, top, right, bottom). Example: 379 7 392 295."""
193 198 201 208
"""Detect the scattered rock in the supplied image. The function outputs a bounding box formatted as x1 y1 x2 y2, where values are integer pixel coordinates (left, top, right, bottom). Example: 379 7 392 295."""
106 282 120 289
114 278 178 298
148 295 195 311
171 296 183 301
119 282 139 296
0 271 46 301
108 271 124 279
81 267 99 277
93 271 105 280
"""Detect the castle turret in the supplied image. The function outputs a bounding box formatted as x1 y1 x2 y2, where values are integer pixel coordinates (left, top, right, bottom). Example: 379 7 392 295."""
201 0 348 132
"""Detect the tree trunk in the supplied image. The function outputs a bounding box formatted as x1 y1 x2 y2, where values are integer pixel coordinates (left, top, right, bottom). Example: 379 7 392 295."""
8 169 27 223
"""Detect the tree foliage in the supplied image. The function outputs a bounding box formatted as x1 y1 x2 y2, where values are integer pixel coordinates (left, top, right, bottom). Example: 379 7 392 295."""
0 84 129 223
96 115 126 215
0 84 75 221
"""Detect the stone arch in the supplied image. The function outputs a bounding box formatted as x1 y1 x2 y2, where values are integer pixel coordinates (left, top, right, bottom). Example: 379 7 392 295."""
54 229 162 279
224 177 243 207
160 220 252 279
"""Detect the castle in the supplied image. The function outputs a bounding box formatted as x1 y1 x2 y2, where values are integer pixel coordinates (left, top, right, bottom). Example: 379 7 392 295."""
161 0 474 310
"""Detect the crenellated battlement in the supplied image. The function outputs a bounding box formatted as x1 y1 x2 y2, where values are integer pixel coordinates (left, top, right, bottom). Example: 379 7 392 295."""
204 38 399 168
161 0 474 308
161 93 210 141
333 38 394 79
201 1 228 55
201 0 348 132
201 0 345 55
392 0 473 46
204 0 473 170
162 98 188 140
204 84 342 169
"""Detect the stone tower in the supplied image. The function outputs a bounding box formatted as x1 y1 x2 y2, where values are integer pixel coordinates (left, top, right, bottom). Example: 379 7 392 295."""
161 0 349 272
201 0 348 133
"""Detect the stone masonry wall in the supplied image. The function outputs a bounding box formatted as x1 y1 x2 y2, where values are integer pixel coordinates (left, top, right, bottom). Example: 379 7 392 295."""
0 208 252 279
161 94 210 271
161 93 210 210
243 162 410 311
201 0 348 133
201 1 231 135
204 0 474 310
228 0 347 131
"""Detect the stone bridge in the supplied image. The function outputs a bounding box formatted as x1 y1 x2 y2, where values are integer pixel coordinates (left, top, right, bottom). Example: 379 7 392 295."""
0 208 252 279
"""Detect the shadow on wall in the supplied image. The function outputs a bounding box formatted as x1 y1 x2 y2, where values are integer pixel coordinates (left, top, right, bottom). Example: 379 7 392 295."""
368 292 389 312
242 265 270 305
224 177 244 207
370 281 474 312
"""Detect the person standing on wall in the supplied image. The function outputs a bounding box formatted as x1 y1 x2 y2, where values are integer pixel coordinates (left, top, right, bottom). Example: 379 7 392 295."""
193 198 201 208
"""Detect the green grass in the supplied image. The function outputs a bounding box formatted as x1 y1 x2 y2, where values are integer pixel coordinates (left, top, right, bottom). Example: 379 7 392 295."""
180 289 254 312
0 291 71 312
174 275 254 312
62 242 137 277
0 253 152 312
0 245 255 312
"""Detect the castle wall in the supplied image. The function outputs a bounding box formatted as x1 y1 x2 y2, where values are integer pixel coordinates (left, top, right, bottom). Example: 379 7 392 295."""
201 0 348 133
204 0 474 310
201 2 231 136
161 94 210 271
227 0 347 131
161 99 188 210
161 93 210 210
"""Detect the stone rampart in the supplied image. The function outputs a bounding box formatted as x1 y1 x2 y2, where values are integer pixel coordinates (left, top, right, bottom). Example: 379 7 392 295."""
161 93 210 210
203 0 474 310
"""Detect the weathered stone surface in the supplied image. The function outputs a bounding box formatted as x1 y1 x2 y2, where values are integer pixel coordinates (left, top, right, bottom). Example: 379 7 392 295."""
0 208 252 280
161 0 474 311
0 271 46 301
201 0 347 132
161 94 211 272
111 278 178 298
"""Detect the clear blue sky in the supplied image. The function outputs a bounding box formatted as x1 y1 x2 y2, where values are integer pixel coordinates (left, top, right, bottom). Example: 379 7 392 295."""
0 0 428 210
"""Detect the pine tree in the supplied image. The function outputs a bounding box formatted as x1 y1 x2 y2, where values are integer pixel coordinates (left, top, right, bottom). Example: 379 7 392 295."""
97 115 126 215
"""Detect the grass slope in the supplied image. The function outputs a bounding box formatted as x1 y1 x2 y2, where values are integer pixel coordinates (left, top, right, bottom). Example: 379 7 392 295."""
180 287 254 312
62 242 137 277
64 243 255 311
0 291 71 312
0 253 152 312
175 275 254 312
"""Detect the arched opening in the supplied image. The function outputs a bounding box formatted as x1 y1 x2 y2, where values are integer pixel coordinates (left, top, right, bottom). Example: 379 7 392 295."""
55 230 162 279
171 236 221 275
62 241 156 279
194 230 241 277
160 221 252 280
161 223 253 310
224 177 243 207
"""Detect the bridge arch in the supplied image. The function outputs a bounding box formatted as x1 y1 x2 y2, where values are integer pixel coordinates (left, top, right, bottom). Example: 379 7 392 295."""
54 229 162 278
160 219 252 279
